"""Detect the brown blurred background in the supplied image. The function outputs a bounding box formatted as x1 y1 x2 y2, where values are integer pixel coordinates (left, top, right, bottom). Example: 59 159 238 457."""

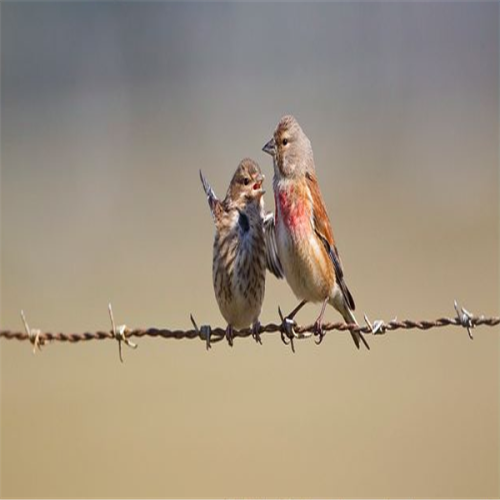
1 2 498 498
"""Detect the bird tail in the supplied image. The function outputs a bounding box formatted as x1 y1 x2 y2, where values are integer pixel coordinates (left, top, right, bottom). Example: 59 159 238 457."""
337 303 370 350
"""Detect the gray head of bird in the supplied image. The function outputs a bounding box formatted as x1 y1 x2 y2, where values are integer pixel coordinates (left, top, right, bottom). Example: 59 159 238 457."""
262 115 314 179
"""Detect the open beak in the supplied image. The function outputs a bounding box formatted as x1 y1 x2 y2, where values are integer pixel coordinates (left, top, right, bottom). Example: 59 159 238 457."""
253 174 265 196
262 138 276 156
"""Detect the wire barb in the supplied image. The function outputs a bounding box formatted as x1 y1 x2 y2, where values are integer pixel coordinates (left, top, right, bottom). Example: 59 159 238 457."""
20 310 44 354
108 303 137 363
190 314 212 350
454 300 475 340
278 306 296 353
363 315 398 335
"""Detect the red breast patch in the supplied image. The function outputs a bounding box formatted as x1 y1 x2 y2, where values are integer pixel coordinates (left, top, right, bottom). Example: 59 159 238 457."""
276 186 308 231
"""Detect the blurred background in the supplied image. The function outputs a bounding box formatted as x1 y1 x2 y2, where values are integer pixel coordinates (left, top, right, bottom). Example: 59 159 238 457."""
1 2 498 498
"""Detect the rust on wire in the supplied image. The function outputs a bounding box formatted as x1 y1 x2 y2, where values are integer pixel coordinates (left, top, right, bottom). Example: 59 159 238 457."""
0 302 498 356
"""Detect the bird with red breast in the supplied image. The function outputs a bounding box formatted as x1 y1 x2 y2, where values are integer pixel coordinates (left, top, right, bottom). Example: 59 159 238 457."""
262 115 369 349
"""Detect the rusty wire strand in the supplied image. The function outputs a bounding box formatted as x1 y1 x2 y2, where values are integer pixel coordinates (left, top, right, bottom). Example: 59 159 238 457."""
0 302 498 352
2 315 499 344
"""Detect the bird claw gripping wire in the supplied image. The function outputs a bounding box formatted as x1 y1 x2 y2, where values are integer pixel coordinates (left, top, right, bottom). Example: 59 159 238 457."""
252 321 263 345
313 320 326 345
190 314 212 350
21 310 44 354
454 300 475 340
108 303 137 363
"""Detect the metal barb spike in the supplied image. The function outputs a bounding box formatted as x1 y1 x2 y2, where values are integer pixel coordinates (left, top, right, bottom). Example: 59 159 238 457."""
454 300 474 340
108 303 137 363
278 306 295 353
21 310 43 354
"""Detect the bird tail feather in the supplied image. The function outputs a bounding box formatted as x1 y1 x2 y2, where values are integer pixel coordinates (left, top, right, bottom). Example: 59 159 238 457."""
338 304 370 350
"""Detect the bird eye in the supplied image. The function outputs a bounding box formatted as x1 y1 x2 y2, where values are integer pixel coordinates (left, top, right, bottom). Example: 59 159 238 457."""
282 138 288 146
243 178 250 185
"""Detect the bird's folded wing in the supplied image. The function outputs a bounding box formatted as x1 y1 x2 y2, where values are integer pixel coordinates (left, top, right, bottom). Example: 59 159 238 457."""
263 212 284 279
306 172 356 311
199 170 222 220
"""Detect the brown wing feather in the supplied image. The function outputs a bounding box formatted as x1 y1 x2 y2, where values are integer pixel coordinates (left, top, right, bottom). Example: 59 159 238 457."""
306 171 355 311
199 170 223 221
305 171 335 246
263 212 285 279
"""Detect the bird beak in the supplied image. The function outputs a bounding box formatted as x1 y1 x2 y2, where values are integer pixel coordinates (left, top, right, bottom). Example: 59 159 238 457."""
253 173 265 195
262 138 276 156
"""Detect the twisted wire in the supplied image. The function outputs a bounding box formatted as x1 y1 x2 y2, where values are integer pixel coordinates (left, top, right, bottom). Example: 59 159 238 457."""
1 314 498 344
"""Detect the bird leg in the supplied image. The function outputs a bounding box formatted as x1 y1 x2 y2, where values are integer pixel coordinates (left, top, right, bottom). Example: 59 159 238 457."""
313 298 329 345
278 300 307 347
226 324 234 347
252 320 263 345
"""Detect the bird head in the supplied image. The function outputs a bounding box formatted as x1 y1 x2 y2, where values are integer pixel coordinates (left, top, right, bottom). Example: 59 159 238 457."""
226 158 265 206
262 115 314 179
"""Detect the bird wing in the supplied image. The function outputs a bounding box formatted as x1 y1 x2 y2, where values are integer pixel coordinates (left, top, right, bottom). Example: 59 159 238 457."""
263 212 284 279
199 170 222 221
306 171 355 311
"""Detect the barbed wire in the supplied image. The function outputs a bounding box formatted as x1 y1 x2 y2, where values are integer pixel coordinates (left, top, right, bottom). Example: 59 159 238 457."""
0 301 498 361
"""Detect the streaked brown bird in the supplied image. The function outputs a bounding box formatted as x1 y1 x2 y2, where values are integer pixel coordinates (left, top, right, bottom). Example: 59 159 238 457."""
200 158 267 346
262 115 369 349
